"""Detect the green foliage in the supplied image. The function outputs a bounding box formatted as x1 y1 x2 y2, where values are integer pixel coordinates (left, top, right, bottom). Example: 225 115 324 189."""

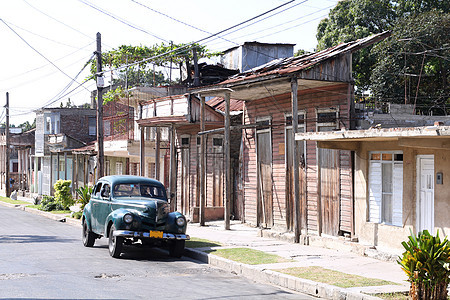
103 86 131 105
75 185 92 211
72 211 83 219
371 10 450 114
398 230 450 299
89 42 220 86
316 0 448 95
53 180 74 210
39 195 64 212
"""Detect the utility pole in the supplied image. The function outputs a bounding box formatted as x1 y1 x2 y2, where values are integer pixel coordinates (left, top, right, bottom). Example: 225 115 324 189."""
5 93 10 197
96 32 104 179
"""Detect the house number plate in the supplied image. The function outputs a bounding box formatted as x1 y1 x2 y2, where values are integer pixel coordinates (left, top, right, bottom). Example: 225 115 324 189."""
149 230 163 238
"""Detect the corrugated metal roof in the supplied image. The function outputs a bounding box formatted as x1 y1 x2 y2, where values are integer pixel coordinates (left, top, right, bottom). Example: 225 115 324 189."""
206 97 244 112
221 31 390 85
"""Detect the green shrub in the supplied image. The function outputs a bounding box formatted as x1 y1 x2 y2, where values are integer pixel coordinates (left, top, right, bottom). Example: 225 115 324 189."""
54 180 74 210
75 185 92 211
398 230 450 300
72 211 83 219
39 195 64 211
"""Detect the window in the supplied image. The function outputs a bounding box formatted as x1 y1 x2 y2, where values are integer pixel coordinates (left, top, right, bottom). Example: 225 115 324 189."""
89 117 96 136
100 184 111 198
116 162 123 175
369 152 403 226
181 137 190 146
316 108 339 132
105 160 110 176
213 138 223 147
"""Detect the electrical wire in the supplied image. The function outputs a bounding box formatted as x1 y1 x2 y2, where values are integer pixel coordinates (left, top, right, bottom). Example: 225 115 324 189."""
77 0 168 43
100 0 299 75
0 42 94 82
22 0 113 49
0 18 91 93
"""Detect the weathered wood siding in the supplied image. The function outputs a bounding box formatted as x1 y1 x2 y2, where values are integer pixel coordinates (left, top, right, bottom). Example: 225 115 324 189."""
242 83 353 235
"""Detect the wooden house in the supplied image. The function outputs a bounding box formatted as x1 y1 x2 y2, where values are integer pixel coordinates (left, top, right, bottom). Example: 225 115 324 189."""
191 32 390 239
137 94 243 222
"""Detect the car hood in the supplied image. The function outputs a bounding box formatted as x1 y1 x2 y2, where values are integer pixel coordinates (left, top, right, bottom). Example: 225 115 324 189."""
113 198 170 223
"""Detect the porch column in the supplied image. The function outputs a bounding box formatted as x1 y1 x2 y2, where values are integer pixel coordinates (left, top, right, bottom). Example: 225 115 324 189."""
224 93 231 230
64 152 68 180
199 96 206 226
155 127 161 180
140 126 145 177
291 76 301 243
169 124 177 211
74 153 78 192
49 153 53 195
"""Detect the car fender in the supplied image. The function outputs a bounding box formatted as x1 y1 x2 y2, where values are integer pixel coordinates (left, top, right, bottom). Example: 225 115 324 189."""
104 208 141 237
82 202 94 230
166 211 187 234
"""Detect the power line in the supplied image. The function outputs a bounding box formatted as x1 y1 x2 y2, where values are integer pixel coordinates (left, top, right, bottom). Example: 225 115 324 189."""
21 0 114 48
0 42 94 83
0 18 91 93
77 0 168 43
101 0 299 75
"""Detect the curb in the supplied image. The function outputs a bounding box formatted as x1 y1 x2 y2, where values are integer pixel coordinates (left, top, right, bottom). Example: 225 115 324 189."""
183 248 383 300
1 200 384 299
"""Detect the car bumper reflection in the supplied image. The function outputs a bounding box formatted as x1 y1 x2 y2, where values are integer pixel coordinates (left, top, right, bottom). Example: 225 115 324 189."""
113 230 190 240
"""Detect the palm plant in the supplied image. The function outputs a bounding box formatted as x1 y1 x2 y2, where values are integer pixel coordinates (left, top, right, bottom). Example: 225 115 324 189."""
75 185 92 211
398 230 450 300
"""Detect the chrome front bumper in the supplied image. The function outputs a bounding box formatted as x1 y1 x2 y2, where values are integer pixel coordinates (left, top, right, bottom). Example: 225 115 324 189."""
113 230 190 240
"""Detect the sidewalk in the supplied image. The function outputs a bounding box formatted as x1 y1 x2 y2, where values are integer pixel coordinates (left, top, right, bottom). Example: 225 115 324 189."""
2 196 410 300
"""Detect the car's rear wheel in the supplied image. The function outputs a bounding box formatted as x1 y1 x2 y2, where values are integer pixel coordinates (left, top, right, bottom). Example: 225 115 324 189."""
82 218 95 247
108 224 123 258
169 240 185 258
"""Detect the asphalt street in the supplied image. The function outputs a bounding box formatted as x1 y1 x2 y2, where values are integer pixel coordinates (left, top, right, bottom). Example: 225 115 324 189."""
0 205 318 299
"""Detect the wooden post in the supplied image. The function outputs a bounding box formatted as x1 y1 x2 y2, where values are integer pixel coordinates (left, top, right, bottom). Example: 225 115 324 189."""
140 126 145 177
291 77 300 243
74 153 78 192
96 32 104 179
169 124 177 211
224 92 231 230
57 152 60 181
199 96 206 226
50 153 53 195
5 93 10 197
64 152 67 180
155 127 161 180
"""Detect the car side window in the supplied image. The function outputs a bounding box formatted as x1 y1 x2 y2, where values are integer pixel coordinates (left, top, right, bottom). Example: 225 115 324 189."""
93 183 102 198
100 184 111 199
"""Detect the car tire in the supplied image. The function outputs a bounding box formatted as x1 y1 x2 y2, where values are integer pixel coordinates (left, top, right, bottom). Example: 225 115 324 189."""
108 224 123 258
82 218 95 247
169 240 185 258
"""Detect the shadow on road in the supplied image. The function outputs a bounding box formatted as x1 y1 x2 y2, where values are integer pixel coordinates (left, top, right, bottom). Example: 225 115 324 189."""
0 235 77 244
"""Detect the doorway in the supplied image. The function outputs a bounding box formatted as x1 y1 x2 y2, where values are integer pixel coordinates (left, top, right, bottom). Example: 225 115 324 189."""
416 155 434 233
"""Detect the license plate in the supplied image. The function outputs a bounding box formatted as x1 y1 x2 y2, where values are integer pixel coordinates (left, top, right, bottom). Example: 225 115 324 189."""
149 230 163 238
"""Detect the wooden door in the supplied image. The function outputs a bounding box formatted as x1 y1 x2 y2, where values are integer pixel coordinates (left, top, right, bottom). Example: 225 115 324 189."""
180 147 190 215
417 155 434 233
211 138 224 207
319 148 340 236
285 128 306 231
257 129 273 228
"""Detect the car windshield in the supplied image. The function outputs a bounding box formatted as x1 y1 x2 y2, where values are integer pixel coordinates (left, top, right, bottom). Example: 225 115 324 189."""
113 183 166 200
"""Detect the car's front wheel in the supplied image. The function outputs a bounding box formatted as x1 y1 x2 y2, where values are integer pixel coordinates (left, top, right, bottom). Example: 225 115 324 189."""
82 218 95 247
108 224 123 258
169 240 185 258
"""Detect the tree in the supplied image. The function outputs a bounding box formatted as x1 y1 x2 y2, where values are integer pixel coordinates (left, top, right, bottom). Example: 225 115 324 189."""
370 10 449 114
316 0 396 90
18 119 36 131
89 42 220 87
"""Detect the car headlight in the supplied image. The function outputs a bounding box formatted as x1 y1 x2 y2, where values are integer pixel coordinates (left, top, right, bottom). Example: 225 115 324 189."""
123 213 134 224
176 217 185 227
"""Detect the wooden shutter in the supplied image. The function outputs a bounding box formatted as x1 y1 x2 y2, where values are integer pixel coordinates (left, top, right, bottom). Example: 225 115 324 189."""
369 161 382 223
392 162 403 226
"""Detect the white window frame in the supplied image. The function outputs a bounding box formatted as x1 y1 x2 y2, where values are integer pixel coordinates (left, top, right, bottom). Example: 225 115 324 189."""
368 151 403 227
316 107 339 132
116 162 123 175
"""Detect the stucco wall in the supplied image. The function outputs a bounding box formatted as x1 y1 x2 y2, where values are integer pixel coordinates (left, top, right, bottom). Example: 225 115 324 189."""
354 140 450 252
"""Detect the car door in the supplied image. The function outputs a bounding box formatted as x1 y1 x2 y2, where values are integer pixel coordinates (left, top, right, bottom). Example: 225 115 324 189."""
95 183 112 235
89 182 103 233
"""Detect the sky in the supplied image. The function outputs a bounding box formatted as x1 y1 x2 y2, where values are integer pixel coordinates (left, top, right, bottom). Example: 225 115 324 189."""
0 0 339 125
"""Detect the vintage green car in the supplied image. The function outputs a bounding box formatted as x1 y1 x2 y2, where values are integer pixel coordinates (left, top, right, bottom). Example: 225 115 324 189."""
81 175 189 258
